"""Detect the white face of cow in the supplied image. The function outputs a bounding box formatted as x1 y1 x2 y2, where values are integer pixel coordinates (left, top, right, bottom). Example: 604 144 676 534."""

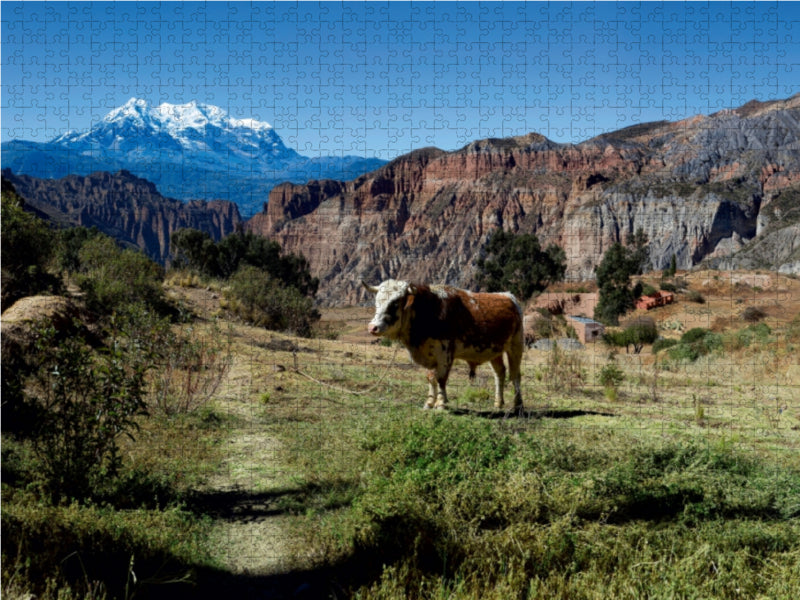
363 279 413 337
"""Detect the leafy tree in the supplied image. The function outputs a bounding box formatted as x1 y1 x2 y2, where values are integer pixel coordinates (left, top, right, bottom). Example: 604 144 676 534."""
476 230 566 301
1 180 61 306
55 226 103 275
170 227 220 275
603 318 659 354
594 230 649 325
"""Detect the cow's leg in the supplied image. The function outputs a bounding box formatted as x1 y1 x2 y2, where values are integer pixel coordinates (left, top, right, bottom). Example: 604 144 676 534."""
507 336 524 409
490 356 506 409
432 350 454 410
467 361 478 383
434 367 450 410
424 370 437 409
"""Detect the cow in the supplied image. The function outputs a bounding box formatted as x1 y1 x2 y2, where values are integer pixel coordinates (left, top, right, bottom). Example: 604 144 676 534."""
362 279 524 411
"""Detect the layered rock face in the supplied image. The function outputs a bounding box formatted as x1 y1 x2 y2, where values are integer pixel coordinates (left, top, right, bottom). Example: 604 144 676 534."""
248 95 800 305
3 169 242 263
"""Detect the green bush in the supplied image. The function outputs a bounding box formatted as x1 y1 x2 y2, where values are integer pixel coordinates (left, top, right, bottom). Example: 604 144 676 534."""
75 236 167 316
23 325 149 501
1 182 61 306
598 363 625 390
171 228 319 295
225 265 320 336
741 306 766 322
684 289 705 303
652 337 678 353
666 328 723 362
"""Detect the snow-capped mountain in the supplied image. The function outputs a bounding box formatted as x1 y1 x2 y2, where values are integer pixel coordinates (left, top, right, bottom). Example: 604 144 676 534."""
51 98 299 168
2 99 385 215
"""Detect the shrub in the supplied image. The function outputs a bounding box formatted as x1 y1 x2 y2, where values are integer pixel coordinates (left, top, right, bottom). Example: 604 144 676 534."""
652 338 678 353
1 183 61 306
598 362 625 390
24 325 149 501
225 265 320 336
544 343 585 393
171 228 319 295
75 236 167 316
741 306 766 322
666 328 723 362
684 289 705 303
659 281 677 293
150 320 233 415
640 282 658 296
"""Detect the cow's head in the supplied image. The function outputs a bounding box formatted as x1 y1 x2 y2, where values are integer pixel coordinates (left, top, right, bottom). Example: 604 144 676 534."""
362 279 417 337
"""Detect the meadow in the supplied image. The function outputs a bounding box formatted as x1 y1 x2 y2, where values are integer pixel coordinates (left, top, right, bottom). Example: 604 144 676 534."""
4 271 800 599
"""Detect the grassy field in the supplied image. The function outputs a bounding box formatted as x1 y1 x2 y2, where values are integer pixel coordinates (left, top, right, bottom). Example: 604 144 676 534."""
3 270 800 599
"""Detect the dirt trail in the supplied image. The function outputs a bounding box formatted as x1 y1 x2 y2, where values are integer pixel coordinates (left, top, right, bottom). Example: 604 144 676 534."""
173 286 306 577
202 396 297 576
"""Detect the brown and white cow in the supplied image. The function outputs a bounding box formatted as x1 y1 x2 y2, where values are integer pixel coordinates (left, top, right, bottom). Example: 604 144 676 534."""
363 279 524 411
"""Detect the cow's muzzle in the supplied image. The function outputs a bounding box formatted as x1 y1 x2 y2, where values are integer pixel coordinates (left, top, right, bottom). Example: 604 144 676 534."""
367 323 382 335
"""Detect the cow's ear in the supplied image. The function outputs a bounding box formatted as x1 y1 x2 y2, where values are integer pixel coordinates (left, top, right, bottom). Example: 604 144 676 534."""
406 283 417 295
404 294 415 310
362 281 378 294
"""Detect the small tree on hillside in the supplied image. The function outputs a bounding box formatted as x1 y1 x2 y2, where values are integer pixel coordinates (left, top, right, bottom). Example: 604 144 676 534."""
477 230 566 301
594 230 649 325
1 181 61 306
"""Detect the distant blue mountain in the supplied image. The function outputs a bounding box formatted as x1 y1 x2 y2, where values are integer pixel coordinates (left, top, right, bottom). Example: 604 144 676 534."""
1 98 386 216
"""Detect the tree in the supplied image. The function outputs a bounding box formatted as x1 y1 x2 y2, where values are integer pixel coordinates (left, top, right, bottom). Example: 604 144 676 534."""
1 180 61 306
603 317 658 354
476 230 566 301
594 230 649 325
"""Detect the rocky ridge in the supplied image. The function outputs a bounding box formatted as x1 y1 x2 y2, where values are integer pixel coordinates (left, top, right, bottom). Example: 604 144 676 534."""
247 95 800 305
3 169 242 264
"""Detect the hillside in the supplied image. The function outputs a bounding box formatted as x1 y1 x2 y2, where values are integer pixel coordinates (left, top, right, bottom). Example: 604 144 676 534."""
2 169 242 263
247 95 800 305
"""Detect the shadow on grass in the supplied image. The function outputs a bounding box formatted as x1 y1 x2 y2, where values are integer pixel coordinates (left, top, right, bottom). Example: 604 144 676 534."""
447 406 617 420
187 480 358 521
189 557 377 600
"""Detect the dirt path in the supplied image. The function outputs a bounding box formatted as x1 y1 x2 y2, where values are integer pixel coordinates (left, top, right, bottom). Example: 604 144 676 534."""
173 288 309 579
202 395 297 576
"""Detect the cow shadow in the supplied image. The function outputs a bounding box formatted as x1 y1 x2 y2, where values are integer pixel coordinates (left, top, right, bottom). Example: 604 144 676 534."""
446 406 617 420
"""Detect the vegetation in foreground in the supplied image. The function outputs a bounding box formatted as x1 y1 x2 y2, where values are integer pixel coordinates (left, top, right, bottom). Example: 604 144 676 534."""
3 179 800 598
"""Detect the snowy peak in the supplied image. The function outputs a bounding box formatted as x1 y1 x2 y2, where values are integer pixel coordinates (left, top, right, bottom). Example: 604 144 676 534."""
101 98 273 133
52 98 292 162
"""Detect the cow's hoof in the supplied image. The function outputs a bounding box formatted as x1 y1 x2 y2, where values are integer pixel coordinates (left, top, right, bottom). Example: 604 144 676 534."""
434 405 447 411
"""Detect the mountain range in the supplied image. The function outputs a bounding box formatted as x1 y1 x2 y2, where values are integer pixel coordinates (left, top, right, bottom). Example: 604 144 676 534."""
5 95 800 306
246 94 800 304
1 99 386 216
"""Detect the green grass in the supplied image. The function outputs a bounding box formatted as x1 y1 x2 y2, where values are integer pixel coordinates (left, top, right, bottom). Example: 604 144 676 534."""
1 408 228 599
278 404 800 599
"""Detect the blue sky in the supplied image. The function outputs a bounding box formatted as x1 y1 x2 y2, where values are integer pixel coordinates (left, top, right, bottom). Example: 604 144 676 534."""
3 1 799 159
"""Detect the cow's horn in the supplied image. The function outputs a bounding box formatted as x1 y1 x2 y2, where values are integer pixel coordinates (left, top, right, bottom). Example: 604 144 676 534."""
361 280 379 294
